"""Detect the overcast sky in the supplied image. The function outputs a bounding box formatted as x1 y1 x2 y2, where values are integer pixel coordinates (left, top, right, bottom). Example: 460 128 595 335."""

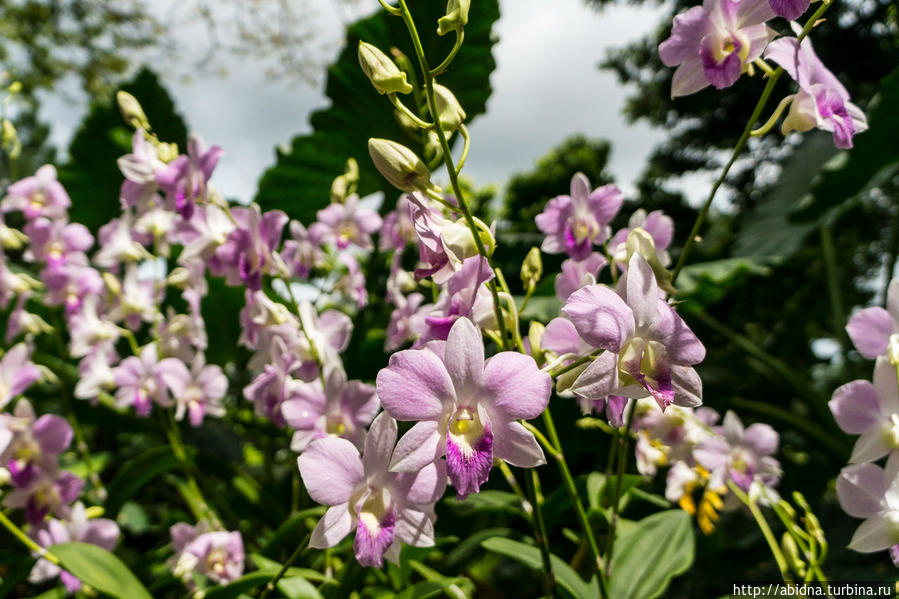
40 0 670 203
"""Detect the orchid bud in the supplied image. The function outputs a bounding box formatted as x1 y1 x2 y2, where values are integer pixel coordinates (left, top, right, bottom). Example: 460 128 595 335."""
529 321 546 364
780 93 817 136
781 533 807 577
330 158 360 204
433 84 466 132
441 221 479 265
625 228 676 295
437 0 470 36
358 41 413 95
0 222 27 250
7 81 22 95
1 118 21 159
116 91 151 131
556 361 589 395
368 138 432 192
102 272 122 296
521 247 543 290
85 505 106 519
888 334 899 365
778 499 797 519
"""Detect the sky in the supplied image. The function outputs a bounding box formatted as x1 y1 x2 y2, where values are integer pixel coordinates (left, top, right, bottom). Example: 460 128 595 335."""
40 0 671 204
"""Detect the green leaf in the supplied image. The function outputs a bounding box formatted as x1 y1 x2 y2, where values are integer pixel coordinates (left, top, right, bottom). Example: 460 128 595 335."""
202 572 275 598
48 542 152 599
57 68 189 233
254 1 500 222
276 576 323 599
609 510 695 599
731 132 837 260
481 537 598 599
676 258 772 305
446 490 525 517
586 472 642 512
104 445 196 517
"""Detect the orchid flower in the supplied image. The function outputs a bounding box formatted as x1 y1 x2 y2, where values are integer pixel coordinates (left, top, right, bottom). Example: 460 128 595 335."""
765 32 868 149
535 172 623 261
565 254 705 410
0 343 41 410
1 165 71 220
298 412 446 567
0 400 72 488
836 453 899 565
845 279 899 362
29 502 120 593
281 365 380 452
659 0 776 97
377 317 551 499
169 521 245 585
830 357 899 464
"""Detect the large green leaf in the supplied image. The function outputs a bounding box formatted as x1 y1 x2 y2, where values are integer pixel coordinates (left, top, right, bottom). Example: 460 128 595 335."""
481 537 599 599
48 542 152 599
731 131 838 259
104 445 195 517
676 257 772 305
609 510 695 599
254 1 500 223
57 68 189 233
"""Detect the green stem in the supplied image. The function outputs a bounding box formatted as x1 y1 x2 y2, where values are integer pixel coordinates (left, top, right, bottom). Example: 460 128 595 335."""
819 224 847 349
256 533 311 599
547 350 601 378
728 481 793 582
603 400 635 567
388 93 434 128
395 0 510 350
430 30 464 76
0 510 59 565
161 411 219 527
671 0 834 283
526 470 558 598
541 407 608 594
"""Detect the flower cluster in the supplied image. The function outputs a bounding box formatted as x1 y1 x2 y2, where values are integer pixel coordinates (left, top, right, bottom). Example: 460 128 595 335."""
660 0 867 148
831 279 899 567
630 398 781 533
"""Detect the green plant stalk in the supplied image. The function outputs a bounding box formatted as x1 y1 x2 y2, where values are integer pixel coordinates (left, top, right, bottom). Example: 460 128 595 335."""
603 400 636 567
524 468 558 598
161 412 219 527
819 224 847 348
0 509 59 565
541 407 608 594
547 350 601 378
728 481 793 582
395 0 510 350
256 532 311 599
671 0 834 282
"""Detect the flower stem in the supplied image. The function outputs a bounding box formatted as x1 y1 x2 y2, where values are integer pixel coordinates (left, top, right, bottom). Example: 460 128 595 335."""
0 509 59 565
395 0 510 350
256 532 311 599
524 468 558 598
728 481 793 582
160 411 219 527
603 399 635 568
541 407 608 595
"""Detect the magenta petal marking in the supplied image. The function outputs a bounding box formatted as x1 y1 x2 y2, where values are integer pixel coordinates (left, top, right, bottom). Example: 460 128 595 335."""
637 371 675 411
353 509 396 568
446 419 493 500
